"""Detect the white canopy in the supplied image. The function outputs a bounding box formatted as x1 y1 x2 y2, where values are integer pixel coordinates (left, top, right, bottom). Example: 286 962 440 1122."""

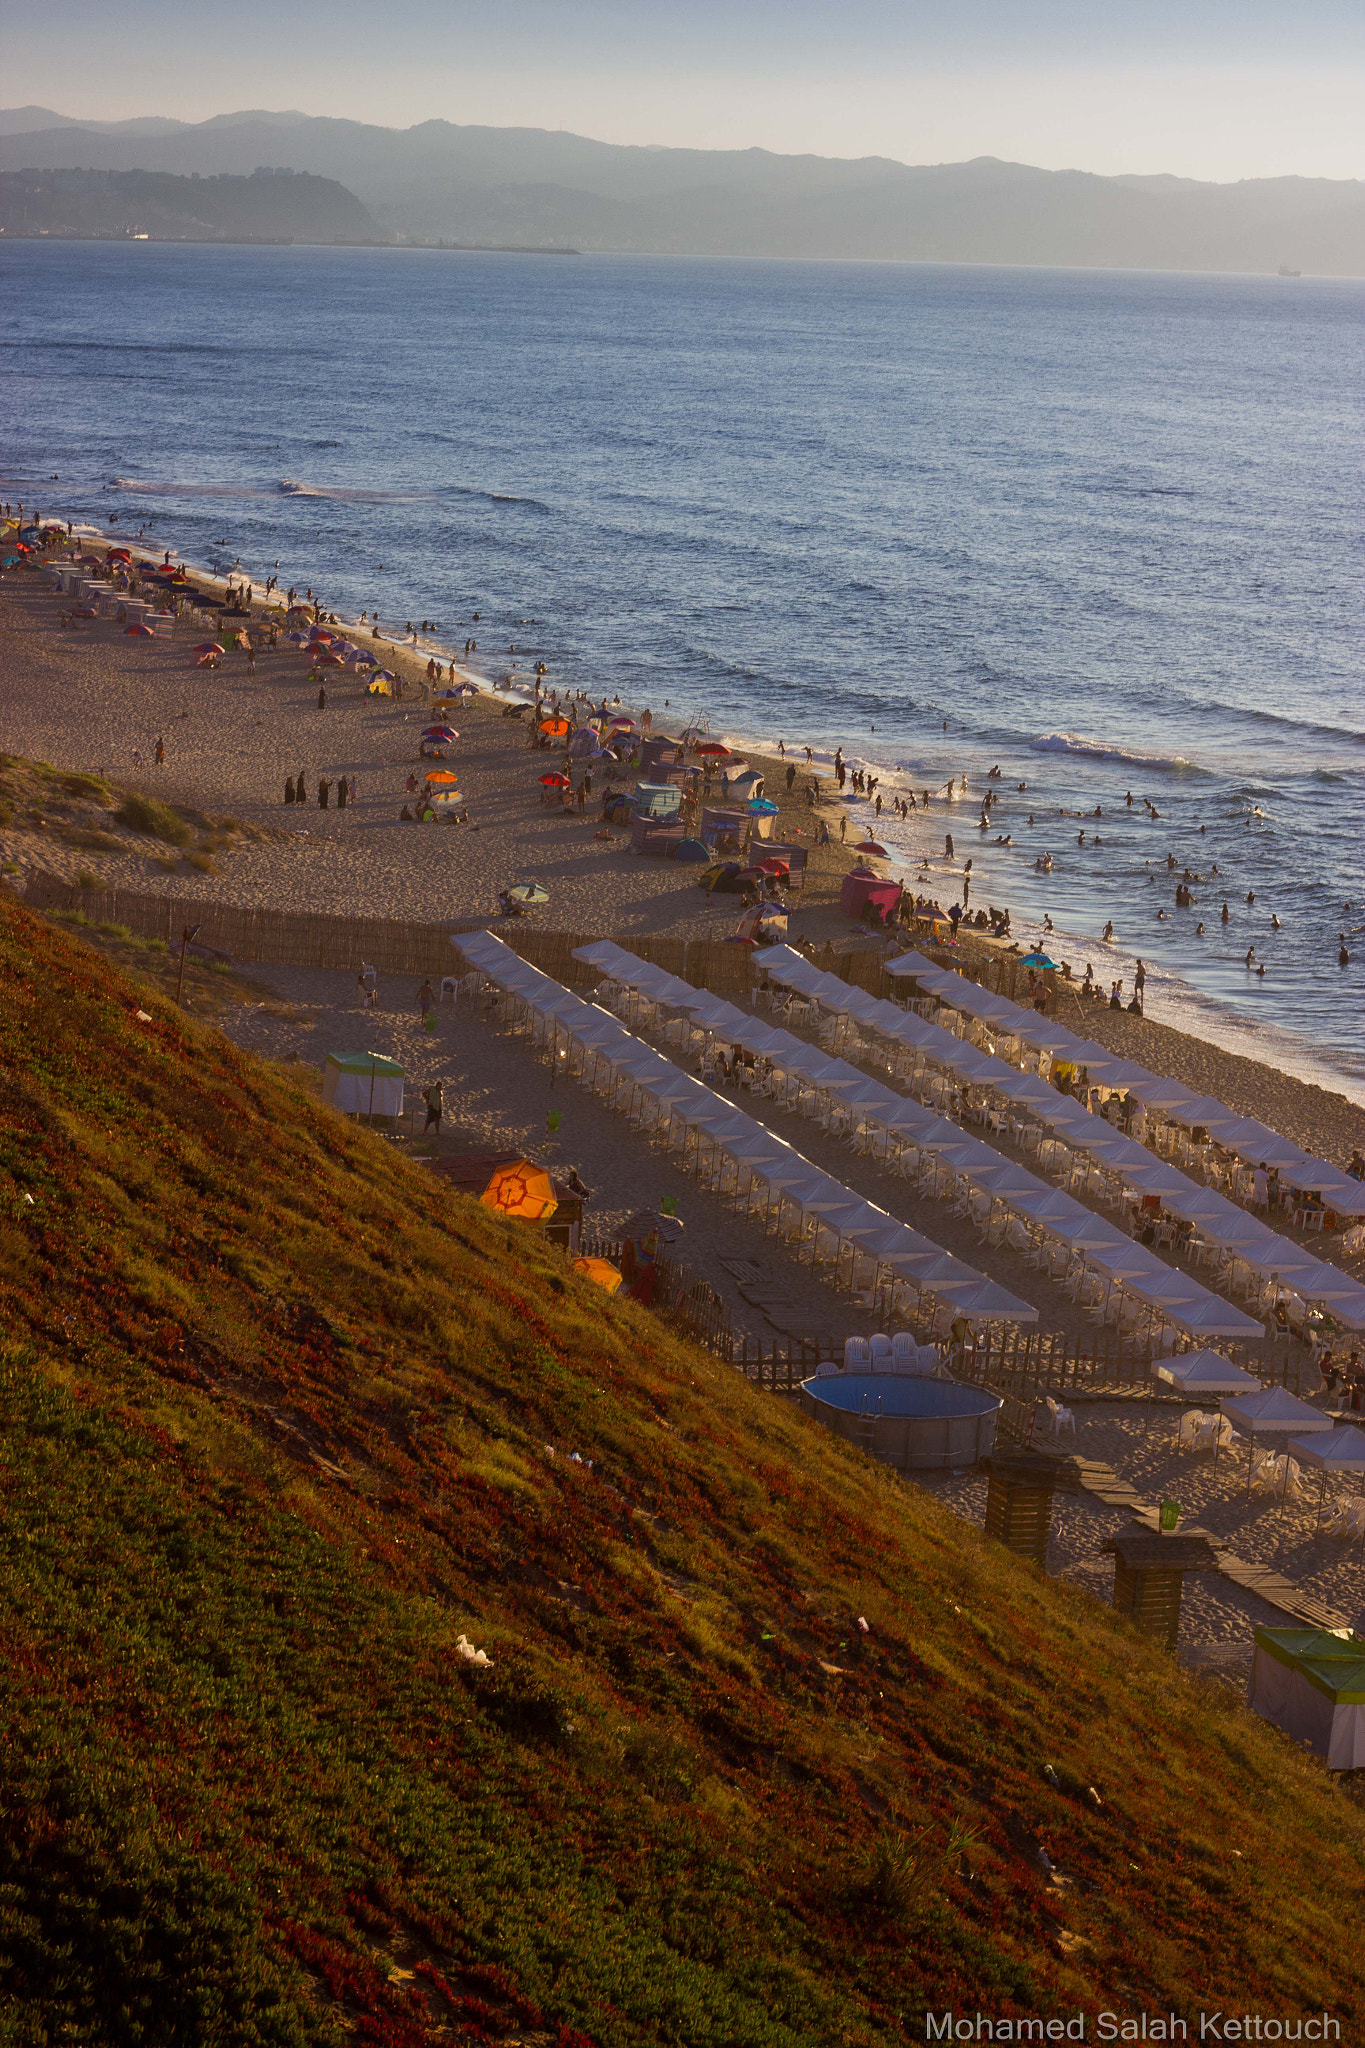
1155 1350 1261 1395
1221 1387 1334 1434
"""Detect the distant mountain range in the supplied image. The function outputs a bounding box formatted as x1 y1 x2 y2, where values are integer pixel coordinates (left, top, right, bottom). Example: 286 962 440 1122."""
0 166 381 243
2 107 1361 273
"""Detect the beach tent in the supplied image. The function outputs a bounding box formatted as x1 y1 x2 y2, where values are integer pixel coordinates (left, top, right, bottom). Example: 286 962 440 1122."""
1221 1387 1333 1437
1155 1350 1261 1396
322 1051 404 1119
1250 1629 1365 1769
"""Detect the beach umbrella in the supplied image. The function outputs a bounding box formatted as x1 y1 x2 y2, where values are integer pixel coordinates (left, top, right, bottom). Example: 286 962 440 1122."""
107 548 132 562
424 767 460 784
313 652 343 668
371 668 396 682
507 881 550 905
855 840 890 856
125 623 156 637
422 725 458 742
539 772 571 788
572 1255 624 1294
1020 951 1059 969
757 858 790 875
695 741 730 757
480 1160 558 1222
539 717 570 737
192 641 225 656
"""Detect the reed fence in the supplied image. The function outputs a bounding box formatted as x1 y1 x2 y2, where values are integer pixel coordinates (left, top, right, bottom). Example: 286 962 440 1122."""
27 872 756 997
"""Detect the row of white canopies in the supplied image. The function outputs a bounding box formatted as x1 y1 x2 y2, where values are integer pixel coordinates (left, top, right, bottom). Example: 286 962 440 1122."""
452 930 1036 1329
755 946 1365 1336
575 941 1264 1345
889 951 1365 1219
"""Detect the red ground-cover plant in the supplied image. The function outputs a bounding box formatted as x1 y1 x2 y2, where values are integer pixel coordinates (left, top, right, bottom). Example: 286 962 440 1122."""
2 893 1365 2041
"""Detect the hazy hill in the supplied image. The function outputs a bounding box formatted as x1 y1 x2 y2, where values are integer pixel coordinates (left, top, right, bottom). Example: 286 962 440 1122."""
0 165 382 243
1 108 1360 271
3 865 1365 2037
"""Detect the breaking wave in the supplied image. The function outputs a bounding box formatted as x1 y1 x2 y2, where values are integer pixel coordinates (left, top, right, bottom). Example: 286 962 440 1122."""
1030 732 1198 772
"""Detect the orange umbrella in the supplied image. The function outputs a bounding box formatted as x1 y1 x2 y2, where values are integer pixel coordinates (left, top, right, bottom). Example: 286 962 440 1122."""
572 1256 623 1294
479 1160 558 1221
538 717 570 737
423 768 460 785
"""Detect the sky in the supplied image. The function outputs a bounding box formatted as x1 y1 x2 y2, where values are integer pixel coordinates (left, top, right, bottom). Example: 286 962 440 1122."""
10 0 1365 181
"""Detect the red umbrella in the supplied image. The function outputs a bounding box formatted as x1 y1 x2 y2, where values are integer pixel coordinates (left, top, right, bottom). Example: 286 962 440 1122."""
192 641 225 655
855 840 890 857
539 772 571 787
694 741 730 756
313 652 344 668
107 548 132 562
125 623 156 637
758 858 790 875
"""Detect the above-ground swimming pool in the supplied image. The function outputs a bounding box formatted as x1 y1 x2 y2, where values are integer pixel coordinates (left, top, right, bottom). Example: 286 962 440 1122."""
798 1373 1002 1472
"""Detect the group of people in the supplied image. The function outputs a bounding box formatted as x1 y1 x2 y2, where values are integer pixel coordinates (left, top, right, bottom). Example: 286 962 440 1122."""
285 772 357 809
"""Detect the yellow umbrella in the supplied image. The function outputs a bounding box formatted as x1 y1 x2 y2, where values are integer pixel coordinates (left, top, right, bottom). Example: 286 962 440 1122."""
480 1160 558 1221
572 1256 623 1294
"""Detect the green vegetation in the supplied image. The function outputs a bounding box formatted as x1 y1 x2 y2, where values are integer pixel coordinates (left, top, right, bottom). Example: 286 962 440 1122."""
115 791 194 846
2 892 1364 2042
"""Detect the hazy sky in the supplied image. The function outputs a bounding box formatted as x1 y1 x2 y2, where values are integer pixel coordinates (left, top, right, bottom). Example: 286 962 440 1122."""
12 0 1365 180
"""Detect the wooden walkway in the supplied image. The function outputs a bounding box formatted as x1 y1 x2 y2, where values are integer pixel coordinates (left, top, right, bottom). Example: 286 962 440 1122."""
1071 1455 1348 1632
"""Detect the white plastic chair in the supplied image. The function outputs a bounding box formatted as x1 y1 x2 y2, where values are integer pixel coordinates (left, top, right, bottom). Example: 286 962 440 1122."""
869 1333 894 1372
843 1336 872 1373
1044 1397 1076 1440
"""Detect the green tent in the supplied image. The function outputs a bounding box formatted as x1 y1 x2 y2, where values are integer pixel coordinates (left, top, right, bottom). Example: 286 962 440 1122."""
323 1051 405 1119
1250 1627 1365 1768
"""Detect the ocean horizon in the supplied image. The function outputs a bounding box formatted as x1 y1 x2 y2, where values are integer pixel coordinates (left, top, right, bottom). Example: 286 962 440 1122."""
4 240 1362 1097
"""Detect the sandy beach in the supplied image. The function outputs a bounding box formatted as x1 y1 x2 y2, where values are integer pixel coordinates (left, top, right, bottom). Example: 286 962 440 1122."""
9 539 1365 1668
1 556 940 939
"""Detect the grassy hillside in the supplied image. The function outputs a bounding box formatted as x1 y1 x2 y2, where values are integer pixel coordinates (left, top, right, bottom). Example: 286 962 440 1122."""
1 887 1363 2044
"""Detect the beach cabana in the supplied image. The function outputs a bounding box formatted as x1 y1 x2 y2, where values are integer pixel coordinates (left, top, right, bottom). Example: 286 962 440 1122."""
1250 1629 1365 1768
322 1051 404 1120
1155 1351 1260 1397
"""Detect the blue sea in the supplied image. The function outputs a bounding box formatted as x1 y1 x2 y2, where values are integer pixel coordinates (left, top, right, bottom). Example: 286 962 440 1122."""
3 242 1362 1094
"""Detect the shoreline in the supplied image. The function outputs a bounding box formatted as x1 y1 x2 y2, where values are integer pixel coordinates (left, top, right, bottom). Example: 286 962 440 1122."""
4 523 1362 1138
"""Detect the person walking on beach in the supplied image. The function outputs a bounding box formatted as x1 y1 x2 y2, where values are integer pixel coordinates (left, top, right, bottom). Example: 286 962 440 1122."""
418 979 435 1021
1134 958 1146 1012
154 736 165 768
424 1080 443 1133
944 834 954 859
839 815 847 843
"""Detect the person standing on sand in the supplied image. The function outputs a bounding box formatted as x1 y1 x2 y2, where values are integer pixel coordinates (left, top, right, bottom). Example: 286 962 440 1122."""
318 778 330 810
839 815 847 843
1134 958 1146 1011
154 736 165 768
296 770 306 805
337 778 347 811
285 776 295 805
944 834 954 859
418 979 435 1021
317 685 327 710
424 1080 443 1133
